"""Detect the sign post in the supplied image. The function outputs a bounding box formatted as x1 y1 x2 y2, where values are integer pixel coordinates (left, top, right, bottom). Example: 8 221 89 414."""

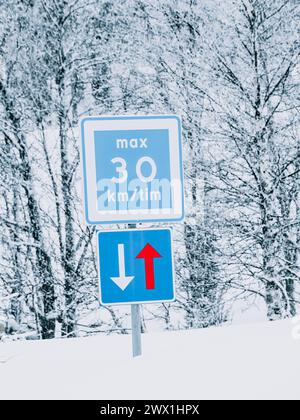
131 304 142 358
129 223 142 358
96 227 175 357
80 115 184 358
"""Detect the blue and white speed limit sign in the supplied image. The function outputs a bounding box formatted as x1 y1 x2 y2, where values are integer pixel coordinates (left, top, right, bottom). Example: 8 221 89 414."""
80 115 184 224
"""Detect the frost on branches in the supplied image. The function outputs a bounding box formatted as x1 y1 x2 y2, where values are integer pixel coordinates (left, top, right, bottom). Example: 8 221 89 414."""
0 0 299 340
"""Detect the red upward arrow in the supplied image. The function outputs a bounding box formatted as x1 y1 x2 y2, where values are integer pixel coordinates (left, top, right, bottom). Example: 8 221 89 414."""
136 244 162 290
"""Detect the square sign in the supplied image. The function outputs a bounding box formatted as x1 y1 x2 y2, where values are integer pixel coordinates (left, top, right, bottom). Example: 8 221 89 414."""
80 116 184 224
97 228 175 305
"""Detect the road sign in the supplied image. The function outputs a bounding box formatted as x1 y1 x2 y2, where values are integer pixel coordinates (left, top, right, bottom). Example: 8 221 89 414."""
97 228 175 305
80 115 184 224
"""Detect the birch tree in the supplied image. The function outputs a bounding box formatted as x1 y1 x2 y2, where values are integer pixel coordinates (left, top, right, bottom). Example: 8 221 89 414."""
0 0 56 338
205 0 300 320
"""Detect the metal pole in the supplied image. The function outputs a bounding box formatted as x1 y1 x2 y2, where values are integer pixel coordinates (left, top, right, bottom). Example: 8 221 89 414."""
128 223 142 357
131 303 142 357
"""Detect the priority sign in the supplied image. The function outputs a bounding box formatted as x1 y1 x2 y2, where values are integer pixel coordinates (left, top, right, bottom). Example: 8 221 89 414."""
80 115 184 225
97 228 175 305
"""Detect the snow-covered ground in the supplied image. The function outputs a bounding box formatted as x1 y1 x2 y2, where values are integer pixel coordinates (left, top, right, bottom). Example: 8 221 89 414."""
1 319 300 400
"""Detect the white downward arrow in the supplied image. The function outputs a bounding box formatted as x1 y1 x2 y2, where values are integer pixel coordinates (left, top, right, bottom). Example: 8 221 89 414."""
111 244 135 291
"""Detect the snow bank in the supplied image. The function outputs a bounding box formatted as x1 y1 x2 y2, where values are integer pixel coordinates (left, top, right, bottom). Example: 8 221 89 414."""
0 319 300 400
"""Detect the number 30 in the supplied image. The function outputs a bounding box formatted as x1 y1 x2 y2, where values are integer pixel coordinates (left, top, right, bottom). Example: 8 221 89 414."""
111 156 157 183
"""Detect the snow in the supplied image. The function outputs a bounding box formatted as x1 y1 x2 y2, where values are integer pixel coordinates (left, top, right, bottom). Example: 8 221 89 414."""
1 319 300 400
